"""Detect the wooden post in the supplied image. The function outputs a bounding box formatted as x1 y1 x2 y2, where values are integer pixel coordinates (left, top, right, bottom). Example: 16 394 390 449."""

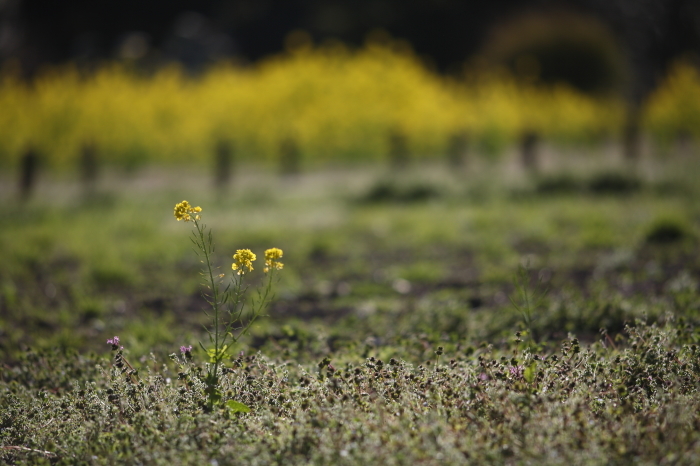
389 130 409 170
19 147 38 201
279 137 300 176
623 112 640 164
520 131 539 173
214 139 234 193
447 131 469 169
675 130 693 158
80 141 99 196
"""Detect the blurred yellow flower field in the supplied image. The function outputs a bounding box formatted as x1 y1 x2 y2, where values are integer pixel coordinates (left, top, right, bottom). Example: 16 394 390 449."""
643 61 700 145
0 40 696 169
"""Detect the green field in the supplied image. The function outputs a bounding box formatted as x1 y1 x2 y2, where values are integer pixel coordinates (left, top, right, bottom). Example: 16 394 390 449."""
2 154 700 464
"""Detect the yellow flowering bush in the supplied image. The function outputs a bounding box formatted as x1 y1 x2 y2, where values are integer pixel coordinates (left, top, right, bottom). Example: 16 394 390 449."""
643 61 700 145
7 37 695 169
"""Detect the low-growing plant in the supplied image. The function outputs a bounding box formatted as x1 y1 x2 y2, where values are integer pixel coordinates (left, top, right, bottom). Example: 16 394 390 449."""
509 261 548 343
645 216 691 244
360 179 442 204
4 168 700 464
587 171 643 195
535 173 583 195
5 319 700 465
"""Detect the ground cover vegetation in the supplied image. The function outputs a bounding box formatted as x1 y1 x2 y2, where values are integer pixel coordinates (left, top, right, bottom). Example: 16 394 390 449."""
2 38 700 170
1 153 700 464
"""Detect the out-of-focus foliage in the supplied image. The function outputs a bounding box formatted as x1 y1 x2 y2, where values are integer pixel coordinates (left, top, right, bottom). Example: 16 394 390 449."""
457 74 624 155
0 39 628 168
644 61 700 145
478 10 627 95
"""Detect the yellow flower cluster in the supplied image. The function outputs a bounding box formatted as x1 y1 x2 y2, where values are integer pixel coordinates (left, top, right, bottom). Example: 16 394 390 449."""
643 61 700 144
264 248 284 273
231 248 285 275
232 249 256 275
0 39 641 168
173 200 202 222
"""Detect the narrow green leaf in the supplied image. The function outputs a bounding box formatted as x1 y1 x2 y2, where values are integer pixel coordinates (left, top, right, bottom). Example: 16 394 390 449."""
524 362 537 383
226 400 251 413
207 345 229 363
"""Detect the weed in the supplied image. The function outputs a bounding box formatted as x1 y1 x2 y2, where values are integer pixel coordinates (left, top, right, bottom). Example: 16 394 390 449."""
169 200 283 411
509 261 549 343
535 173 583 195
360 179 442 204
3 320 700 464
645 216 691 244
587 171 642 195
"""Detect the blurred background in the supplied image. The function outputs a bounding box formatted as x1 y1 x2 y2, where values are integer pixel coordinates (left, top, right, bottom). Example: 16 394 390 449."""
1 0 700 358
1 0 700 172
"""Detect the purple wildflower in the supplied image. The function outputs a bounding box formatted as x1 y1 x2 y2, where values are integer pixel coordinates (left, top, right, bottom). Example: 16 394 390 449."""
509 365 524 379
106 336 121 350
180 345 193 360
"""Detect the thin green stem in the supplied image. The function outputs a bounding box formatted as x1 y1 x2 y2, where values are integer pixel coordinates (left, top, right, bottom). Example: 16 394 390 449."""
180 207 281 412
243 268 274 336
193 219 223 410
220 272 243 350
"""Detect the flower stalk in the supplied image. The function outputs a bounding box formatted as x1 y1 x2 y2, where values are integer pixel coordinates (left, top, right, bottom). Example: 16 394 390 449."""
174 200 283 411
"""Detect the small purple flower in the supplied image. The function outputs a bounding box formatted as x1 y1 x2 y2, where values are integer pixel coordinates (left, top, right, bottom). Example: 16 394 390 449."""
180 345 193 360
509 365 524 379
106 336 121 350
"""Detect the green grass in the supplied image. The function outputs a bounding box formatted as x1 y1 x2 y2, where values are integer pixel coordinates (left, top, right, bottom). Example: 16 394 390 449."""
1 156 700 464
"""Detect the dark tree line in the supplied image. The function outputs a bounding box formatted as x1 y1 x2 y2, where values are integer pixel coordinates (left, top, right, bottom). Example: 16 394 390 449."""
2 1 697 76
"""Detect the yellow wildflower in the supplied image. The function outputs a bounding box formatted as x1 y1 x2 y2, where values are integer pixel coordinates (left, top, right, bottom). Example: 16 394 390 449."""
232 249 256 275
264 248 284 273
174 200 203 222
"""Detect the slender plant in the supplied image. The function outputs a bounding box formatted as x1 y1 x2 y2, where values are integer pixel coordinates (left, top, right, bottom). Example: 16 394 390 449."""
174 200 283 411
509 260 548 344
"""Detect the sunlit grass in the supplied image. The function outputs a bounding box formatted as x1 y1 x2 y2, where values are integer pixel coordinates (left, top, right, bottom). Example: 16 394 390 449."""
1 160 697 358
